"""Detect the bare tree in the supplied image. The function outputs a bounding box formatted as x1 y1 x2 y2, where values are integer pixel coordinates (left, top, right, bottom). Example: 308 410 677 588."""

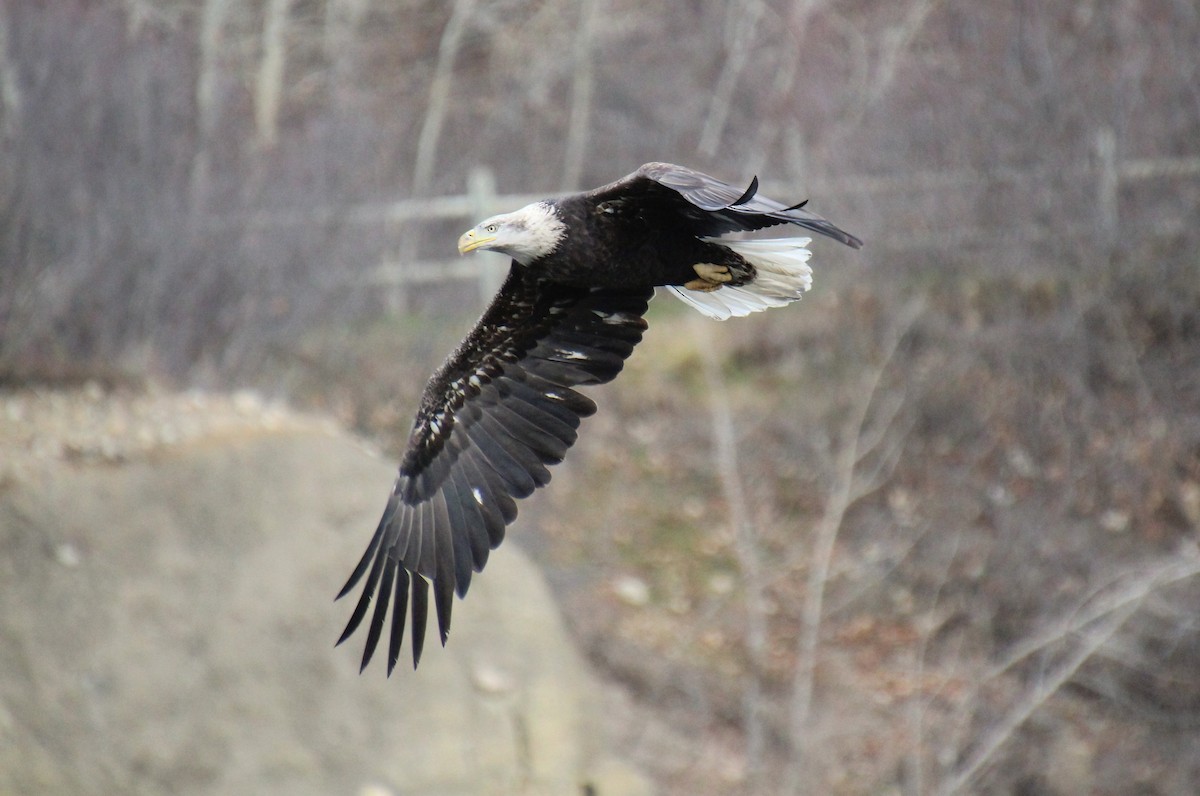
190 0 231 216
255 0 293 148
0 2 21 141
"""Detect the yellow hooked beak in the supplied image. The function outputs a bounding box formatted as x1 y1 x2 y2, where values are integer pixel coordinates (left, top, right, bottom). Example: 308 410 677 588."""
457 228 495 254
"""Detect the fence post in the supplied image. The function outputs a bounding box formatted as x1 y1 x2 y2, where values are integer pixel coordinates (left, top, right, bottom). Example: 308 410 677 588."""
466 166 506 305
1094 125 1118 250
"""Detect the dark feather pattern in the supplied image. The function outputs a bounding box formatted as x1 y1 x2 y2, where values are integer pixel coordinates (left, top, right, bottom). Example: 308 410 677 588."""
386 568 409 674
337 265 652 670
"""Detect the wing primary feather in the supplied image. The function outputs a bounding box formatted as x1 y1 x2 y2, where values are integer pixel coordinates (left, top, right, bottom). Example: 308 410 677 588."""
410 574 430 668
360 555 396 673
335 540 388 647
552 327 643 352
500 394 579 448
521 347 622 385
462 418 521 489
434 576 454 646
785 199 809 211
540 337 627 367
490 402 569 463
731 175 759 206
450 465 493 572
464 418 539 498
386 567 410 676
394 503 424 577
440 475 478 596
500 376 587 430
463 442 518 523
430 489 456 645
458 448 510 547
335 497 394 600
476 411 552 487
415 500 438 578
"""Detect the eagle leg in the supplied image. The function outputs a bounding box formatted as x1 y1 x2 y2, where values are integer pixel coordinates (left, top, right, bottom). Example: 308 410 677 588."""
683 277 722 292
692 263 733 284
685 262 753 292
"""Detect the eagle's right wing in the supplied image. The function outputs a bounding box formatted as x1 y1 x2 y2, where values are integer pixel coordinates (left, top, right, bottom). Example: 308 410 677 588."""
336 264 652 672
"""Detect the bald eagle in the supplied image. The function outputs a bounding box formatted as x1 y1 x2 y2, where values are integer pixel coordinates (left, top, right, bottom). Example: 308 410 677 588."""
337 162 862 672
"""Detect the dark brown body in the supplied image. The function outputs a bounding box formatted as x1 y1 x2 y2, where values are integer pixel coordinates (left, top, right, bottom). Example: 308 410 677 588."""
533 190 752 288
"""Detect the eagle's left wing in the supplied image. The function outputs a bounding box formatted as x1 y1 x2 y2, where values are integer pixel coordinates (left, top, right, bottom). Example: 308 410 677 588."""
337 264 652 672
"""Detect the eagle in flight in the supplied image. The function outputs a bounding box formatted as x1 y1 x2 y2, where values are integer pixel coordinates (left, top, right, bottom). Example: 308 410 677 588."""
336 162 862 672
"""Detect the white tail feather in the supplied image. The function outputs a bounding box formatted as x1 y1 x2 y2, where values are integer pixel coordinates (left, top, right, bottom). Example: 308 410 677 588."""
667 237 814 321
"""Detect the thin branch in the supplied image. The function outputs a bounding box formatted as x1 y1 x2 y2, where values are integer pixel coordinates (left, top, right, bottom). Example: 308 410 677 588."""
189 0 232 216
938 601 1138 795
986 551 1200 683
908 529 964 796
0 2 23 140
848 410 917 504
255 0 292 148
823 519 934 619
853 385 909 463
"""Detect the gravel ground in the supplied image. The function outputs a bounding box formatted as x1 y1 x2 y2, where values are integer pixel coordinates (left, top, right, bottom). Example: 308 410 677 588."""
0 382 340 476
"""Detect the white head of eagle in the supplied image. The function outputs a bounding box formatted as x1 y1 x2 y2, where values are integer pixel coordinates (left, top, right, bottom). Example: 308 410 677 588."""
457 201 567 265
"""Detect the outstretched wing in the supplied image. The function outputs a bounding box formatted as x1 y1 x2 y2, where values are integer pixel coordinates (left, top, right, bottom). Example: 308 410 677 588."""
337 264 653 672
592 161 863 249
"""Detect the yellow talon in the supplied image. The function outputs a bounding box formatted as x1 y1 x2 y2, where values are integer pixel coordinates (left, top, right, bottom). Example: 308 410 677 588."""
683 278 722 292
692 263 733 283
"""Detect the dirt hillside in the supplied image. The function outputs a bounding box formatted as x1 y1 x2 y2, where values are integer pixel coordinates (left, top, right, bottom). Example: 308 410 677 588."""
0 385 651 796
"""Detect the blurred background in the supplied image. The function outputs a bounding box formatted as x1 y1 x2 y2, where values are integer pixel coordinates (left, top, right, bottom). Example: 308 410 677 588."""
2 1 1200 794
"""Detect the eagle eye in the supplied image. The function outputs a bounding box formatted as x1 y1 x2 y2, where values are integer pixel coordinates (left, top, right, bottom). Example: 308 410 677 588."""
485 224 498 233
